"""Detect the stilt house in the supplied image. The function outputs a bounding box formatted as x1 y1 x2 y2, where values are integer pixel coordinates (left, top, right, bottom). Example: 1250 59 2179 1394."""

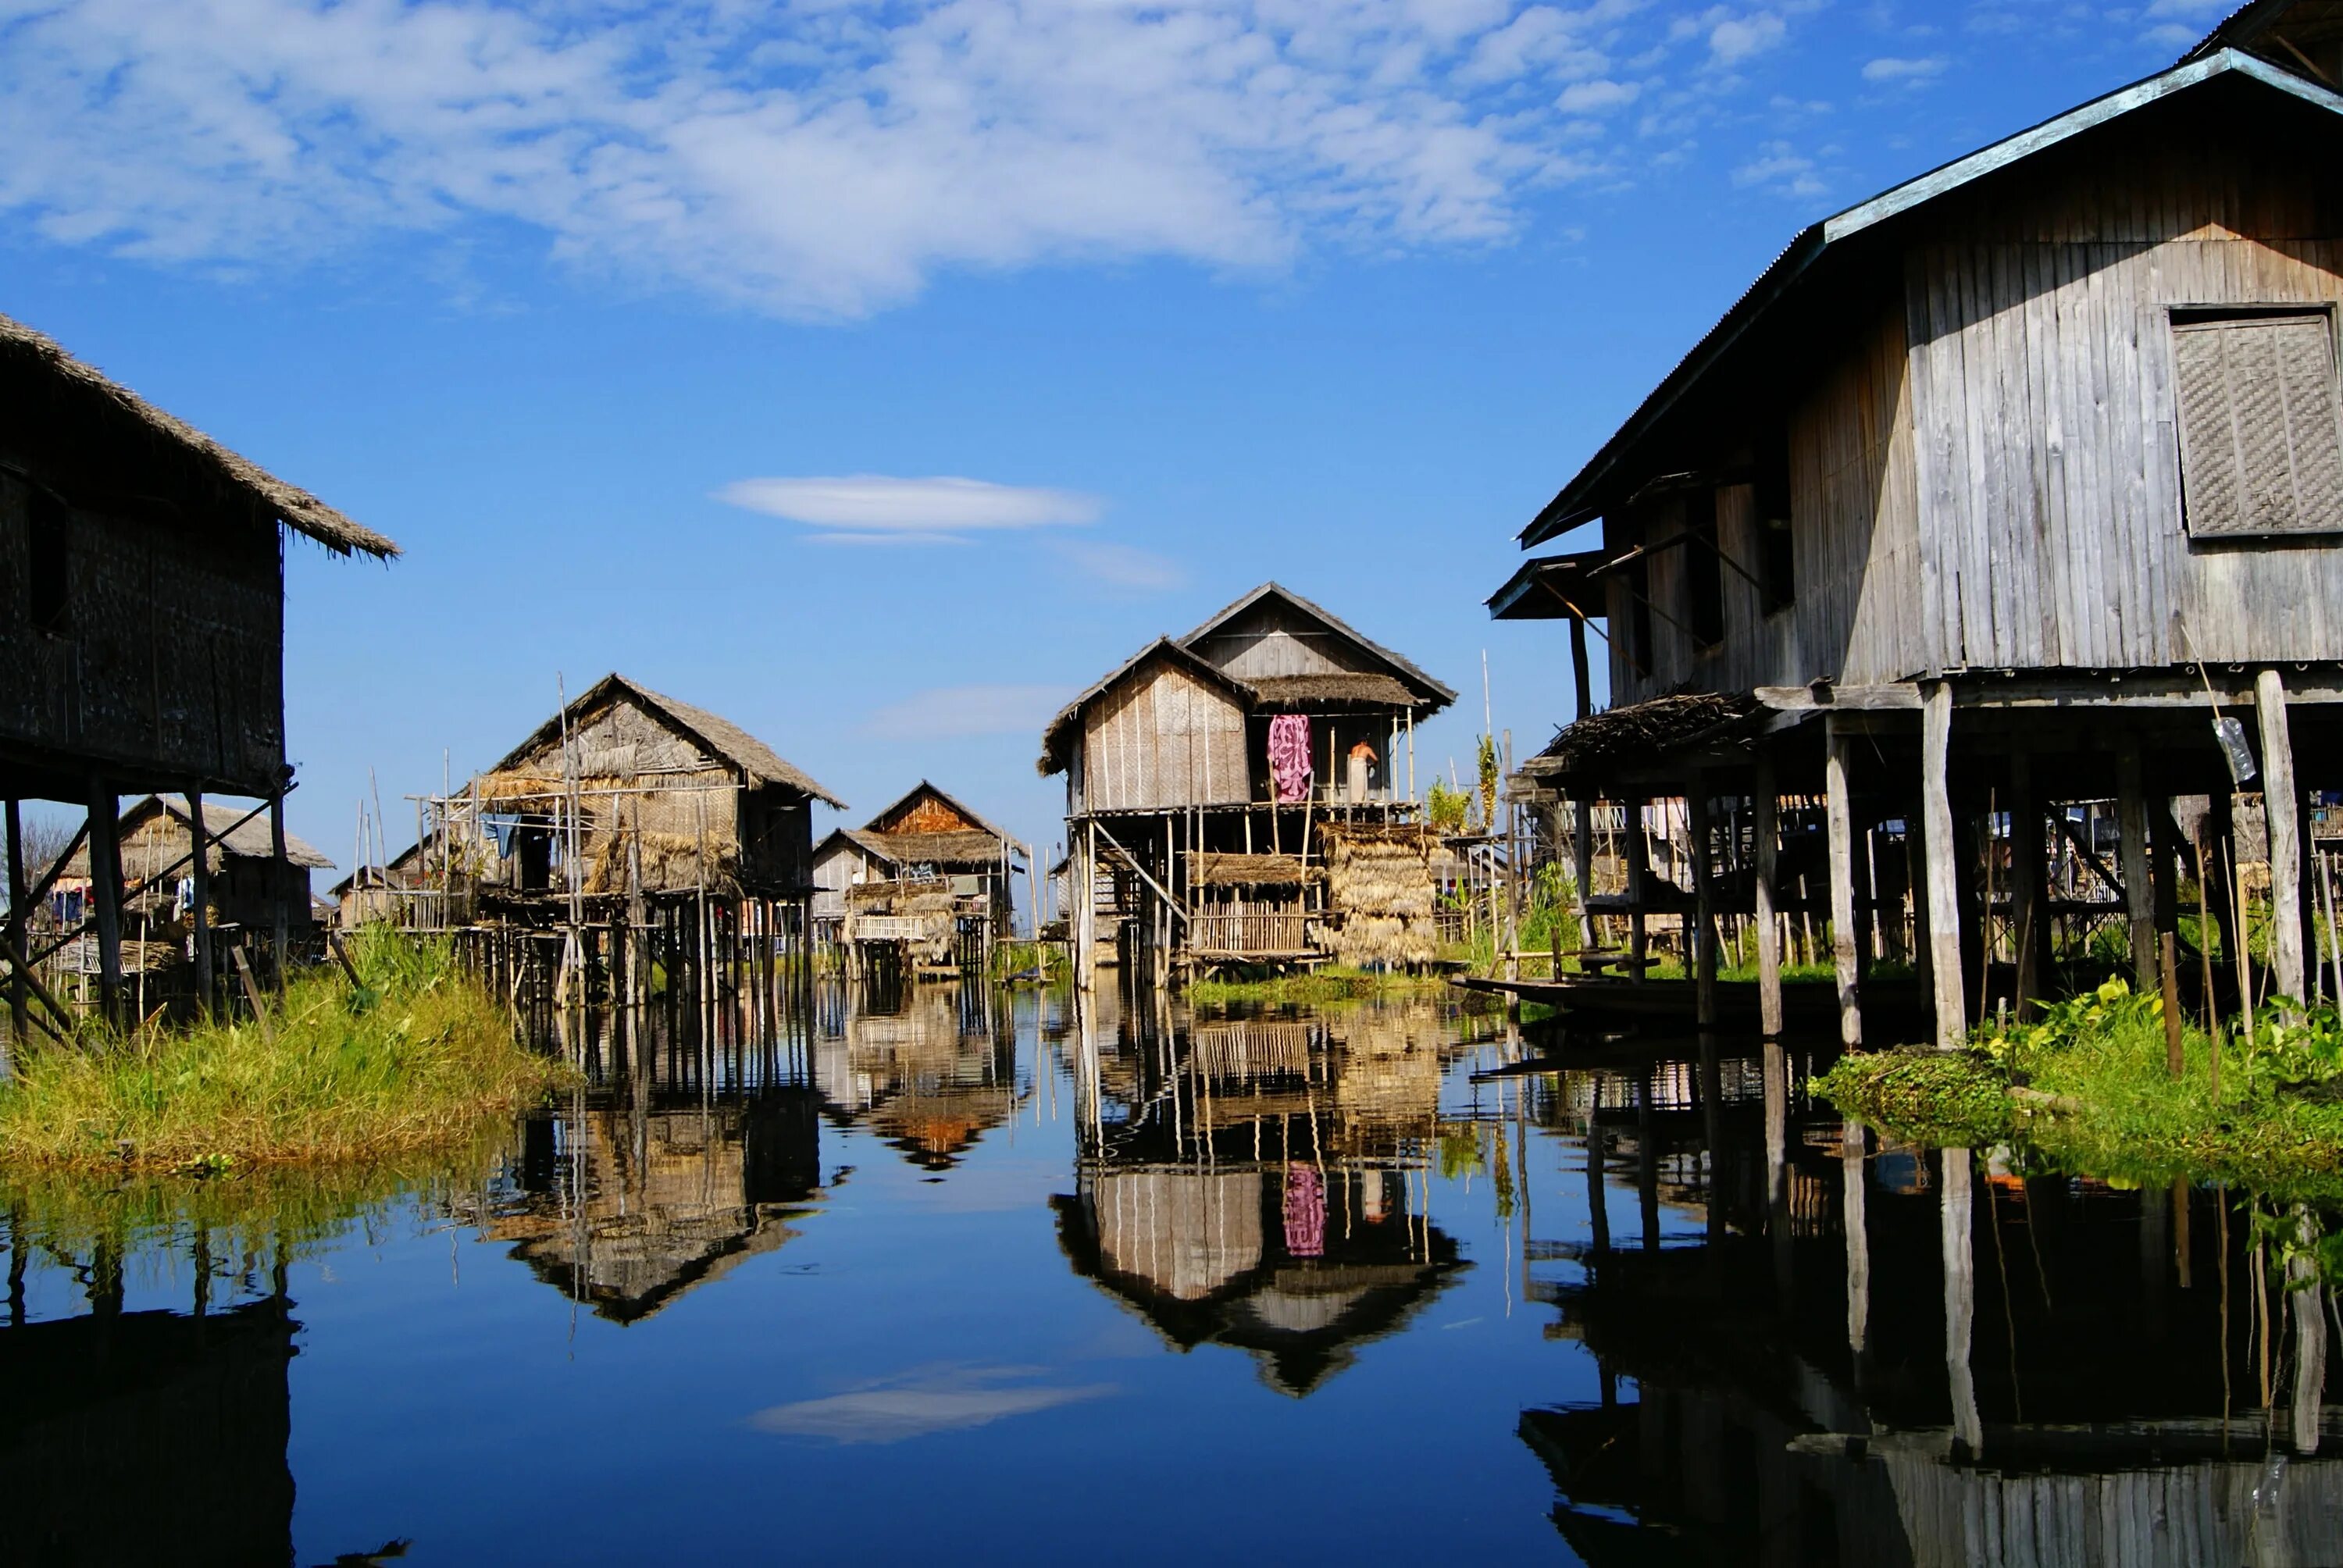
810 782 1023 975
1040 583 1456 979
1489 9 2343 1046
0 312 397 1026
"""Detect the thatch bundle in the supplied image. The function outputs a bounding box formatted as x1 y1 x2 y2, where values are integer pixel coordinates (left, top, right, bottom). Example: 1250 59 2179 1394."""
1526 688 1757 779
1318 824 1440 969
1192 853 1317 888
583 828 740 896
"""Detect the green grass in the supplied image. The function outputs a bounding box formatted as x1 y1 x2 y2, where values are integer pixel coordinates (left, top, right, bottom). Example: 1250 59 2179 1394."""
0 926 572 1172
1187 965 1459 1006
1816 979 2343 1202
989 939 1070 984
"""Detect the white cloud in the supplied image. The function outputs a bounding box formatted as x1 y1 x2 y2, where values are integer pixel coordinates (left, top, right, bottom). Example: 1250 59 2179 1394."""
1557 79 1642 113
0 0 1689 319
1709 11 1788 64
750 1367 1115 1442
718 475 1101 544
1052 539 1187 592
1861 55 1947 81
865 685 1077 739
1732 139 1824 198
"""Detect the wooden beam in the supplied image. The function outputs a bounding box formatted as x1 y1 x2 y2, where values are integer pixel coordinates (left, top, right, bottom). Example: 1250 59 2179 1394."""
1624 796 1649 985
2259 669 2307 1002
1754 757 1783 1039
2116 743 2157 996
1568 617 1592 724
270 782 291 983
1756 682 1924 711
1825 718 1863 1047
1920 683 1967 1049
1689 781 1717 1030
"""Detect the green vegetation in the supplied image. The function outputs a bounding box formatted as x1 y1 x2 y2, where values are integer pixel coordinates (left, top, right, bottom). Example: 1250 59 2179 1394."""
989 939 1069 984
1426 780 1471 833
1188 965 1460 1006
1816 978 2343 1200
0 927 571 1172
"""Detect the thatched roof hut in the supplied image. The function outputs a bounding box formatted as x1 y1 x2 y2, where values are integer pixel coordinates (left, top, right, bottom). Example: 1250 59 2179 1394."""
67 795 333 927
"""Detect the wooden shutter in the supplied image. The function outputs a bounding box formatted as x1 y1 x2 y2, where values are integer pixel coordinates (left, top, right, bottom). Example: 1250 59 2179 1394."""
2174 311 2343 537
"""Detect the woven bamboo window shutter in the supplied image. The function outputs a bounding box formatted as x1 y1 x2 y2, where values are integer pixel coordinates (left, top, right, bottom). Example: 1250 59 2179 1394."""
2173 309 2343 537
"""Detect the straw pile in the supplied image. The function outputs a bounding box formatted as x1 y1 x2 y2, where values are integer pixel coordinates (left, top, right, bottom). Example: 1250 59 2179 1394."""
1318 825 1439 969
1528 688 1756 777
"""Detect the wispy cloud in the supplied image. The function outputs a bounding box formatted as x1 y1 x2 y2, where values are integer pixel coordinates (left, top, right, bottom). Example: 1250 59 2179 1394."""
1557 79 1643 114
0 0 1709 319
719 475 1100 545
1732 140 1825 198
1861 55 1947 83
1708 10 1788 66
1052 539 1187 592
750 1367 1115 1444
865 685 1075 740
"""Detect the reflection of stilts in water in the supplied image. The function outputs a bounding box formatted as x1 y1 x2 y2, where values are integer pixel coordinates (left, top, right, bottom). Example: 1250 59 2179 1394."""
1843 1117 1869 1376
1943 1146 1981 1457
1763 1040 1789 1310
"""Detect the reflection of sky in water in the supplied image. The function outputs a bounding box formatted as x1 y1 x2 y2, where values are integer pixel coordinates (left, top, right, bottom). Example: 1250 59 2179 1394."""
3 989 2335 1564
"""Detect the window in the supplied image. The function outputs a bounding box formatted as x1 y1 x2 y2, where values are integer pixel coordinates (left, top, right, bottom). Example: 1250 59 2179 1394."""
1684 486 1724 647
1755 435 1796 612
2172 307 2343 538
27 488 68 633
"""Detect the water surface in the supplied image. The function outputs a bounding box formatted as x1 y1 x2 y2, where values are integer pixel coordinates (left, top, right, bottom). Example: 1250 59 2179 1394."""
4 985 2337 1564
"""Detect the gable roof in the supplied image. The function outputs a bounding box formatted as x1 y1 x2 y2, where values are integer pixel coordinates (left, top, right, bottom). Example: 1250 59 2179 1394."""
1179 582 1458 707
1 312 398 559
1036 636 1254 776
865 780 1015 845
70 794 333 876
490 673 844 807
1517 48 2343 547
2186 0 2343 78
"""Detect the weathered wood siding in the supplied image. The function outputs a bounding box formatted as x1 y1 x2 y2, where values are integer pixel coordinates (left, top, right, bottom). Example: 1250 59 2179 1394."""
1193 598 1381 680
1079 657 1248 813
1904 98 2343 671
0 472 285 794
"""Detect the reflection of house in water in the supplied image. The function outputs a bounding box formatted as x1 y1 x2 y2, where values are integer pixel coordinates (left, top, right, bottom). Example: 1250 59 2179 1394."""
480 1078 824 1324
0 1295 295 1565
813 980 1021 1171
1517 1042 2343 1566
1054 1003 1471 1395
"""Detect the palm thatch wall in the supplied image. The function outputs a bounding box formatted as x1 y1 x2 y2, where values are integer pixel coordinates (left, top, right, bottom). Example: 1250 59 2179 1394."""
1317 823 1441 969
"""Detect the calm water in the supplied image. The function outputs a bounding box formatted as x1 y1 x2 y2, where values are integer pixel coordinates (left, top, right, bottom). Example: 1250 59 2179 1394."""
4 984 2339 1566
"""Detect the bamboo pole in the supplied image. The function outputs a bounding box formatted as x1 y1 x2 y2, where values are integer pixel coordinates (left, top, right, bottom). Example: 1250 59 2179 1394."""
188 789 215 1016
2257 669 2306 1003
87 779 124 1028
5 801 24 1042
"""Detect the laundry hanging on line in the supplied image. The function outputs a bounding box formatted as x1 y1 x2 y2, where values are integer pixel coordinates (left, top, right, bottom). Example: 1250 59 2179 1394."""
1268 714 1314 804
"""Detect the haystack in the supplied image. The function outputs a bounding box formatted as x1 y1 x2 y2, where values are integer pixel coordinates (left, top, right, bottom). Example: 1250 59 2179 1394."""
1317 824 1440 970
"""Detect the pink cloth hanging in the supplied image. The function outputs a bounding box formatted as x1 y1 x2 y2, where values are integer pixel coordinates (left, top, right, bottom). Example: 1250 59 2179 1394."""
1268 714 1314 804
1283 1163 1325 1257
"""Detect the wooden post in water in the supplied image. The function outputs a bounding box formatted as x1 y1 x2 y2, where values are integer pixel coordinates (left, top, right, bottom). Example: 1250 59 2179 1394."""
269 779 291 984
1569 793 1596 958
2117 741 2157 997
5 800 25 1041
1942 1146 1982 1455
188 789 215 1016
1624 796 1649 985
2008 752 2047 1017
1689 779 1717 1031
1920 684 1966 1049
1754 758 1783 1038
1843 1120 1870 1365
87 778 124 1027
1825 718 1863 1047
2257 670 2307 1003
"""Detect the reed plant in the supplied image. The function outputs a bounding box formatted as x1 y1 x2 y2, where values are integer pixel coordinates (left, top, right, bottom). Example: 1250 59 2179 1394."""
0 926 570 1171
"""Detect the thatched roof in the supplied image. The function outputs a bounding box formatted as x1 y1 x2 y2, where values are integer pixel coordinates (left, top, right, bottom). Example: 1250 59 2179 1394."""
1242 673 1419 708
1180 583 1457 708
1523 690 1759 778
1191 853 1318 887
490 674 844 807
70 795 333 876
871 829 1007 869
1 312 397 559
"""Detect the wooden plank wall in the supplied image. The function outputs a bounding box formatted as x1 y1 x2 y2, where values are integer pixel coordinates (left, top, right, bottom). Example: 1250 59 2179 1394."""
1079 657 1249 812
1196 599 1380 680
1904 106 2343 671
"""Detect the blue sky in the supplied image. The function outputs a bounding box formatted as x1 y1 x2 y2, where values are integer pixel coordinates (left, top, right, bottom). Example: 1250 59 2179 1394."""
0 0 2227 868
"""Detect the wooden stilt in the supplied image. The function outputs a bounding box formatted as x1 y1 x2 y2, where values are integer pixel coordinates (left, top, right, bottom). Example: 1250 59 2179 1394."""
5 801 25 1042
2008 753 2046 1017
2117 741 2157 996
1689 780 1717 1029
87 778 124 1028
269 781 291 983
1825 718 1863 1047
2258 669 2306 1003
1754 760 1782 1039
1624 796 1649 985
1569 793 1596 960
1920 683 1967 1049
188 789 215 1016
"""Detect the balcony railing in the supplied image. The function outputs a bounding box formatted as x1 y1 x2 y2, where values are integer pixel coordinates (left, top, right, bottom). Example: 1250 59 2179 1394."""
1189 911 1315 957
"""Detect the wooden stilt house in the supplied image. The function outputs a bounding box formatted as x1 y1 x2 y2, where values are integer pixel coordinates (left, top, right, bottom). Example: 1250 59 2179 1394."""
810 782 1023 975
1489 9 2343 1046
0 312 398 1030
1040 583 1455 982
